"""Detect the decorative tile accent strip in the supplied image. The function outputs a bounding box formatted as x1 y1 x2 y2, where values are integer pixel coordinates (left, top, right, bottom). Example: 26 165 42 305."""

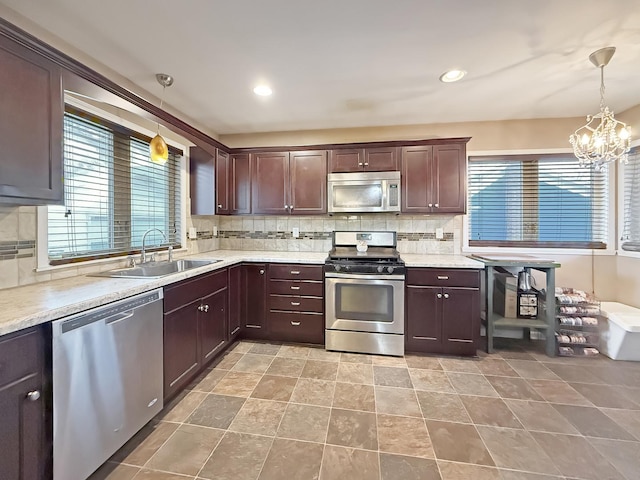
216 231 452 242
0 240 35 261
397 233 454 241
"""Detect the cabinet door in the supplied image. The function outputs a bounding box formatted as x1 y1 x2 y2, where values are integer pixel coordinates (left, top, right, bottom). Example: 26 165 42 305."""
242 263 268 337
0 374 44 480
328 149 365 172
216 149 230 215
405 285 442 352
251 152 290 214
441 287 479 355
364 147 398 171
163 300 200 400
432 144 466 213
0 35 63 205
228 264 242 340
189 146 215 215
401 145 433 213
290 150 327 215
199 288 227 364
230 153 251 214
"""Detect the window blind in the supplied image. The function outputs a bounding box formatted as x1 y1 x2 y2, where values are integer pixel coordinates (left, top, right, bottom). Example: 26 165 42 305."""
468 154 608 249
622 148 640 251
48 109 182 264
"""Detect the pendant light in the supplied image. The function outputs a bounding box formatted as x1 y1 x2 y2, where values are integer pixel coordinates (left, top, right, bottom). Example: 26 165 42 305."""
149 73 174 165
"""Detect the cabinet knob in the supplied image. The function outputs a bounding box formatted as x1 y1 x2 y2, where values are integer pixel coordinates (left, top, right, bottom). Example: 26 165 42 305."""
26 390 41 402
284 205 289 209
218 204 223 208
434 203 439 208
259 269 265 275
428 203 433 207
364 162 369 166
443 293 449 299
437 293 443 299
198 304 210 312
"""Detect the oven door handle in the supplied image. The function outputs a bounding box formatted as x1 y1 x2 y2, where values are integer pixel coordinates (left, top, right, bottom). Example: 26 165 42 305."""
325 272 405 281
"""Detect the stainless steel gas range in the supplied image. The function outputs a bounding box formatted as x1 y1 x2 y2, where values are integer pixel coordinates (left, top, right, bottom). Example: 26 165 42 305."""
324 231 405 356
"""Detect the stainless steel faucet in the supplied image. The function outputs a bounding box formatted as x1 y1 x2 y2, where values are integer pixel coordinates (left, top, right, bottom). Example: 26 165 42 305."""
140 228 169 264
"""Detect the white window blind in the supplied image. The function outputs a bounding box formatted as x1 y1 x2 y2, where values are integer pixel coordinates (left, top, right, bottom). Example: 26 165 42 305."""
468 154 608 249
48 109 182 264
622 148 640 251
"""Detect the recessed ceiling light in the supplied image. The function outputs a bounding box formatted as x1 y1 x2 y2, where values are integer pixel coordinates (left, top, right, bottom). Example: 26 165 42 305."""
253 85 273 96
439 69 466 83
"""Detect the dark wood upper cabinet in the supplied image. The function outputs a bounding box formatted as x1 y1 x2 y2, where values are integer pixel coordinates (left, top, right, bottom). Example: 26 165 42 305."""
230 153 251 214
215 149 230 215
329 147 398 173
251 150 327 215
0 34 63 206
251 152 290 215
401 142 466 214
290 150 327 214
189 146 214 215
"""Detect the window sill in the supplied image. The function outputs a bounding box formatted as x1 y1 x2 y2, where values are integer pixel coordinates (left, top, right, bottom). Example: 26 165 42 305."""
616 250 640 260
462 246 616 256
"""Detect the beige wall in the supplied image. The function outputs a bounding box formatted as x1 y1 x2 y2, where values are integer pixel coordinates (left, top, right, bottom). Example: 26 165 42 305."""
614 256 640 308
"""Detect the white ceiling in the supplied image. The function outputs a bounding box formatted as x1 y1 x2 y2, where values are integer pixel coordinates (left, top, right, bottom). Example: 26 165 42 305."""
3 0 640 135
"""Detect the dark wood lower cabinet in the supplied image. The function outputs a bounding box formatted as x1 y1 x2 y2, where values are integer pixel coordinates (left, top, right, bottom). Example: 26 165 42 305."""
199 288 227 364
163 299 200 400
0 326 50 480
241 263 268 338
406 268 480 356
228 264 242 340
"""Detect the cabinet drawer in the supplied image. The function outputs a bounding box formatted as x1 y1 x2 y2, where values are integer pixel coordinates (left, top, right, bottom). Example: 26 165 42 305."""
407 268 480 288
269 295 324 313
164 269 227 312
269 279 323 297
268 311 324 344
269 264 323 281
0 327 42 387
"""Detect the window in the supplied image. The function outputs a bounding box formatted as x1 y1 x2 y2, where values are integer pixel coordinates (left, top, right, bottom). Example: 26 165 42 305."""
622 148 640 251
47 108 182 264
468 154 608 249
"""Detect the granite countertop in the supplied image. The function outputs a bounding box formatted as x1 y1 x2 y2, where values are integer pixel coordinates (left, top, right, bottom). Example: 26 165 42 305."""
0 250 482 336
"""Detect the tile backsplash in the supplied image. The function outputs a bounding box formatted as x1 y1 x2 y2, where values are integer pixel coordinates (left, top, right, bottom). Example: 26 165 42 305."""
0 207 461 290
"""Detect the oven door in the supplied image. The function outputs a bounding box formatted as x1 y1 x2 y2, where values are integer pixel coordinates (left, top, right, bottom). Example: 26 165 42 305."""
325 273 404 334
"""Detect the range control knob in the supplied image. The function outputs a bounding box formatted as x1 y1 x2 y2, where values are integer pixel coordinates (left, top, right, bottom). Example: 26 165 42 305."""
386 266 394 274
334 264 341 272
377 265 385 273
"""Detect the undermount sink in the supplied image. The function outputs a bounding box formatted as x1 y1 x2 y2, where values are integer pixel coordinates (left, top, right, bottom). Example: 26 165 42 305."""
92 259 222 279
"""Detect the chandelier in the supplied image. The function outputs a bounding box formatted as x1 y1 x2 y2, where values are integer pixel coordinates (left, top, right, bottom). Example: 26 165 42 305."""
149 73 174 165
569 47 631 170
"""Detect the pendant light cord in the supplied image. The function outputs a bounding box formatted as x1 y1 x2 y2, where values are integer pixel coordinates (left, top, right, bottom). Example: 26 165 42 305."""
157 85 166 135
599 66 606 110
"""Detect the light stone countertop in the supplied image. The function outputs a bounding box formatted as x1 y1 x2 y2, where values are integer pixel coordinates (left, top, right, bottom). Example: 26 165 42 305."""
0 250 482 337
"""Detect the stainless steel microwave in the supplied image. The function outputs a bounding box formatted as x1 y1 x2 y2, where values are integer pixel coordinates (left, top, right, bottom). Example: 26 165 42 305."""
327 171 401 213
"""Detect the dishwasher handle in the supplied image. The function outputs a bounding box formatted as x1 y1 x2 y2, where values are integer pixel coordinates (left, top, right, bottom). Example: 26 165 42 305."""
105 310 135 325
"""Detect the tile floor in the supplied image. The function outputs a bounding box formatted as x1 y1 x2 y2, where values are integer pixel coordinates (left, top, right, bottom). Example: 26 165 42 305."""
90 339 640 480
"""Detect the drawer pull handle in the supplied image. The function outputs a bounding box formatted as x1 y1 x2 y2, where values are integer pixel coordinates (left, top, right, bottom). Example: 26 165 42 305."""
437 276 449 280
290 271 300 275
291 302 301 306
443 293 450 299
26 390 41 402
291 321 301 326
290 286 301 290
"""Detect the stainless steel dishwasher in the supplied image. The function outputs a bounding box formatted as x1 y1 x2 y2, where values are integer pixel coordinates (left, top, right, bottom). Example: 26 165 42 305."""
52 289 164 480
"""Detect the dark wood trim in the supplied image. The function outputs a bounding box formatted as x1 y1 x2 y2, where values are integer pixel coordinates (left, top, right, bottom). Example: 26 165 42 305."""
0 17 226 155
231 137 471 154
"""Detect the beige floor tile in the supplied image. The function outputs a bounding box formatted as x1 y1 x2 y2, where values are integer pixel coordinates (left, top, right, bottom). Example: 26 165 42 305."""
504 400 579 434
377 414 434 458
371 355 407 367
437 461 502 480
380 454 440 480
439 357 482 374
131 470 193 479
476 426 558 475
186 368 228 393
569 382 640 409
307 347 341 361
475 359 520 377
248 342 281 355
336 362 374 384
486 376 544 401
340 352 373 364
552 404 636 440
542 363 603 384
145 424 224 476
526 379 592 405
409 368 456 393
110 421 179 466
426 420 494 466
416 391 471 423
326 408 378 450
258 438 324 480
300 359 339 381
505 360 561 380
373 366 414 388
88 462 140 480
460 395 523 428
601 408 640 440
277 344 311 359
447 372 499 396
215 352 244 370
405 355 443 371
186 394 246 429
230 354 274 374
198 432 273 480
375 386 422 417
250 375 297 401
159 391 207 423
212 371 262 397
228 341 254 354
332 382 376 412
289 378 335 406
264 356 306 377
586 437 640 480
228 398 287 436
319 445 380 480
277 403 331 443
